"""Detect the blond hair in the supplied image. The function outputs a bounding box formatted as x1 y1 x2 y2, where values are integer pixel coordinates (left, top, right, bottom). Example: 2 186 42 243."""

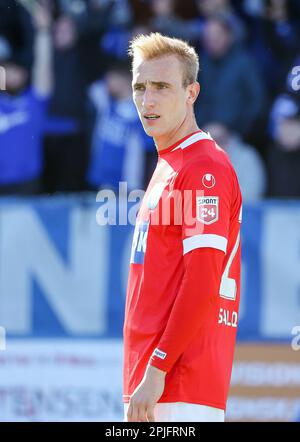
128 33 199 88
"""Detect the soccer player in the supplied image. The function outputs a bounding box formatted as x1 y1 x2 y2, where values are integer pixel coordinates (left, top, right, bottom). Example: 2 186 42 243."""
123 33 242 422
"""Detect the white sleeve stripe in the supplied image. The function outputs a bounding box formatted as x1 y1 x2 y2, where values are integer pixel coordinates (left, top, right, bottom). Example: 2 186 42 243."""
183 234 228 255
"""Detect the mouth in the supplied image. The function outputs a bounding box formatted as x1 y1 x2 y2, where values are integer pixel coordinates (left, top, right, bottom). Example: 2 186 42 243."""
144 114 161 121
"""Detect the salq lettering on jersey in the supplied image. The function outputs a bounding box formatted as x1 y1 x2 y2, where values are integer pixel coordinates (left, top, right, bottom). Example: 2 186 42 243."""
218 308 238 328
130 220 150 264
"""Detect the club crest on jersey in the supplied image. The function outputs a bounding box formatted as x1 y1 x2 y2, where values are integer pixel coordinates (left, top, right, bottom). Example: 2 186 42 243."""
196 196 219 225
202 173 216 189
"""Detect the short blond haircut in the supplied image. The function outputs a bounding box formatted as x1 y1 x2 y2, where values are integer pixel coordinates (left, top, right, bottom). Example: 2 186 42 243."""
128 32 199 88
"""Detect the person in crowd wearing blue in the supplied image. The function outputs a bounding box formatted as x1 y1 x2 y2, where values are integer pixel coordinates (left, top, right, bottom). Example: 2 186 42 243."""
86 61 153 192
0 3 53 195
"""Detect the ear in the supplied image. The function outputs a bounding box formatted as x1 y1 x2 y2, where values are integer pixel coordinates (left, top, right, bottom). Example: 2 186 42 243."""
186 82 200 104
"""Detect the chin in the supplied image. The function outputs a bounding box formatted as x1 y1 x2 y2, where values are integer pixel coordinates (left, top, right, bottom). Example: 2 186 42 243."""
143 126 165 138
142 127 154 137
144 128 155 137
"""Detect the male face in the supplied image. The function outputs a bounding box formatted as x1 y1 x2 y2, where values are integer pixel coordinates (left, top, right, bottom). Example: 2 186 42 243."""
132 55 193 140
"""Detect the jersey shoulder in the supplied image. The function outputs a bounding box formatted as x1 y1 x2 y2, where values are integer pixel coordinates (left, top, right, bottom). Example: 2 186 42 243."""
181 137 235 177
176 136 242 204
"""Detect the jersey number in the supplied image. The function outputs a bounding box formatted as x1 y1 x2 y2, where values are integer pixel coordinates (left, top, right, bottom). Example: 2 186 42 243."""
201 208 216 218
219 232 240 301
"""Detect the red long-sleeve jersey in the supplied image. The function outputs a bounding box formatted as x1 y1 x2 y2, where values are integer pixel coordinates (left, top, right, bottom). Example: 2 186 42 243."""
123 130 242 410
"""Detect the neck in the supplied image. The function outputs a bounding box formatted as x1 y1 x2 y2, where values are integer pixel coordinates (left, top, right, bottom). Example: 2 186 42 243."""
154 115 200 153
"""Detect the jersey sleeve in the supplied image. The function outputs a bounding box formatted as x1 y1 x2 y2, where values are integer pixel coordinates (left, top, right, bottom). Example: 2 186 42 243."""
149 160 234 372
149 247 225 372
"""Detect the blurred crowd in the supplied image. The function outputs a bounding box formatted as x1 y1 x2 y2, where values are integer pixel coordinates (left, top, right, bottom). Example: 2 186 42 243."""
0 0 300 199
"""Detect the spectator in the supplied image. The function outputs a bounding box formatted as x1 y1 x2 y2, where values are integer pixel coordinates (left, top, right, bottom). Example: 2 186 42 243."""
241 0 300 97
149 0 201 43
267 93 300 197
99 0 133 62
196 0 247 43
204 122 267 201
195 15 265 138
86 61 153 191
0 3 53 195
43 13 88 193
61 0 127 82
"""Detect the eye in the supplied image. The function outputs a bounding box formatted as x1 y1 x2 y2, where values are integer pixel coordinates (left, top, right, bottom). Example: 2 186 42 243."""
157 84 168 89
133 84 145 91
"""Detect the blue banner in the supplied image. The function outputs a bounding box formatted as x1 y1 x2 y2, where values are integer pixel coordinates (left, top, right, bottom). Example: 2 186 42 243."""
0 195 299 342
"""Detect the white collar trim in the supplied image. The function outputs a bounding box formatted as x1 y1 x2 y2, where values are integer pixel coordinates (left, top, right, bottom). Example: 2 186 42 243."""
171 131 213 152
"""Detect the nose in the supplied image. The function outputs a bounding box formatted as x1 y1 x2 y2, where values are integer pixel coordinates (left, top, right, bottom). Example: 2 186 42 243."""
142 87 156 110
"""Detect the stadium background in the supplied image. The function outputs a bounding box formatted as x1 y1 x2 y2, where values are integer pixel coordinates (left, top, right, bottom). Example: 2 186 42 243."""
0 0 300 422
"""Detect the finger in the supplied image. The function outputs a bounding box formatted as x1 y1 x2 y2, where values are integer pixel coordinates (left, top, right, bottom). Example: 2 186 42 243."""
137 404 148 422
127 402 134 422
129 403 139 422
146 405 155 422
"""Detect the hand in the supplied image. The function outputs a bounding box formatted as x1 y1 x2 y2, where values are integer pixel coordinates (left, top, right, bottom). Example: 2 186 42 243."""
127 364 166 422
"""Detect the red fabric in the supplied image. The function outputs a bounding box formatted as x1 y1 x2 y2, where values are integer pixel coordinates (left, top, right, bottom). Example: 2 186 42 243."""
123 131 242 410
149 247 224 372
